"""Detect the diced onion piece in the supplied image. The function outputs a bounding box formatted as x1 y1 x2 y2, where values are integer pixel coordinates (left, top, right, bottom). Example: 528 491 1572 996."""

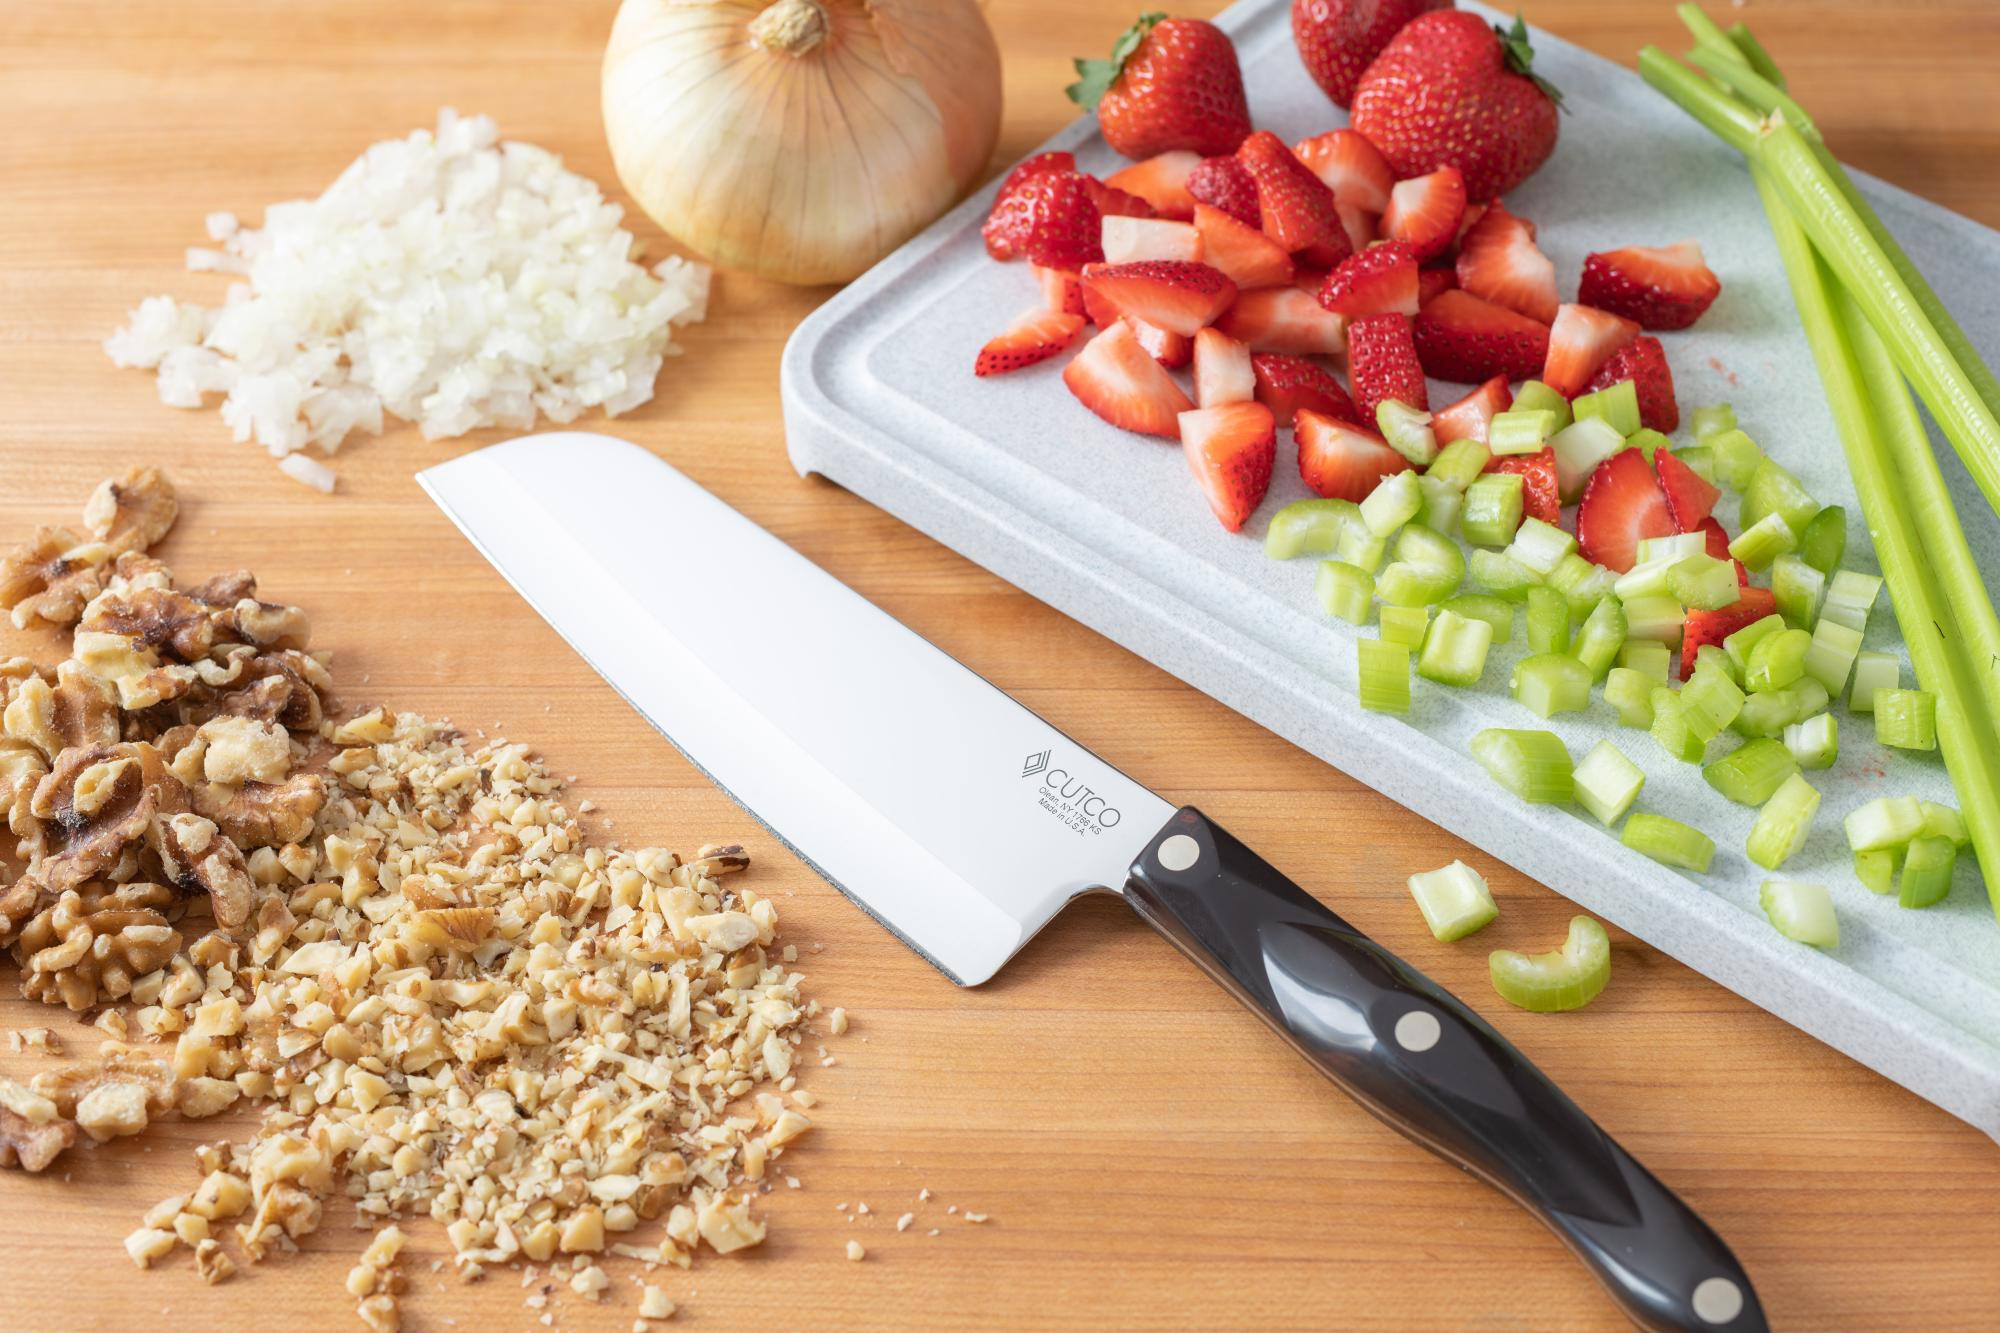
1510 652 1593 719
1844 796 1925 853
1729 512 1798 571
1873 688 1937 751
1745 627 1811 693
1667 554 1740 611
1379 605 1431 649
1783 713 1839 770
1605 668 1656 729
1265 498 1358 560
1487 407 1558 456
1505 517 1577 576
1759 881 1839 948
1469 728 1573 804
1820 569 1883 632
1406 861 1498 942
1704 738 1800 806
1801 618 1863 695
1846 651 1899 712
1623 812 1716 872
1461 473 1525 547
1315 560 1375 625
1488 915 1610 1012
276 453 337 493
1524 587 1570 656
1427 439 1491 491
1376 401 1439 466
1360 470 1423 536
1418 610 1495 687
1746 773 1821 871
1573 740 1645 826
1356 638 1411 715
1896 835 1957 909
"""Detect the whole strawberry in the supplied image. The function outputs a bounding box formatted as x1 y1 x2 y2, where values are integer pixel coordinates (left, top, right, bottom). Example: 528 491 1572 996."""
1350 11 1561 202
1069 14 1252 160
1291 0 1452 108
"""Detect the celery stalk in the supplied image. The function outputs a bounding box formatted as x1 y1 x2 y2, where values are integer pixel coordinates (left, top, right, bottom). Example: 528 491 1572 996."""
1489 916 1611 1012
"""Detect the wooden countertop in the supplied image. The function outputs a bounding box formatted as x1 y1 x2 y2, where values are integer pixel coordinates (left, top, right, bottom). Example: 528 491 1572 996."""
3 1 1998 1328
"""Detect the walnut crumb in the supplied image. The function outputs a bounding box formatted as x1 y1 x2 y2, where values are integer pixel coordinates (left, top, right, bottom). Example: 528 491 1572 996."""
896 1213 914 1232
845 1240 865 1262
638 1285 675 1319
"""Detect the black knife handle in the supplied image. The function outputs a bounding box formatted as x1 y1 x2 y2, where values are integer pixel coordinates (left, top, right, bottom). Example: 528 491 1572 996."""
1123 807 1764 1333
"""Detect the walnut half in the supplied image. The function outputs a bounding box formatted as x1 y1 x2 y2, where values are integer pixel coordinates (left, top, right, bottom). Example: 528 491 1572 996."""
0 1075 76 1173
82 466 178 556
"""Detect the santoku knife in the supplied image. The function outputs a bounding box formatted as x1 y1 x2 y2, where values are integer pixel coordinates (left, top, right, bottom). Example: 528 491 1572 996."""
420 433 1764 1333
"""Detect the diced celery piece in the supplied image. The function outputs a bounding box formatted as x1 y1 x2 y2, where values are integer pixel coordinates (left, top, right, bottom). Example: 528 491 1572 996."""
1626 428 1672 462
1673 445 1718 486
1820 570 1882 633
1791 678 1831 722
1723 613 1787 676
1854 847 1900 895
1552 417 1628 502
1619 640 1672 682
1845 796 1926 853
1704 738 1799 806
1570 596 1627 680
1394 522 1463 578
1624 812 1716 872
1440 594 1513 641
1547 553 1615 620
1379 605 1431 649
1747 773 1820 871
1415 475 1463 536
1920 801 1969 848
1406 861 1497 942
1336 519 1389 572
1745 627 1811 693
1357 638 1411 714
1874 689 1937 751
1690 403 1736 440
1573 739 1645 826
1739 457 1820 538
1897 835 1957 909
1461 472 1525 546
1802 618 1864 696
1511 652 1593 718
1316 560 1375 625
1508 380 1572 431
1360 469 1423 535
1428 438 1492 491
1798 505 1846 577
1505 517 1577 576
1770 553 1825 630
1760 881 1839 948
1525 587 1570 656
1732 689 1797 740
1612 556 1677 601
1707 427 1765 491
1697 644 1742 688
1377 400 1439 466
1266 498 1360 560
1728 512 1798 572
1379 523 1465 606
1682 661 1746 739
1605 668 1656 728
1636 533 1709 565
1621 594 1685 645
1572 379 1641 437
1469 728 1573 803
1847 651 1898 712
1488 915 1609 1012
1470 549 1541 602
1784 713 1838 770
1418 609 1495 686
1488 407 1558 456
1667 554 1740 611
1649 686 1707 763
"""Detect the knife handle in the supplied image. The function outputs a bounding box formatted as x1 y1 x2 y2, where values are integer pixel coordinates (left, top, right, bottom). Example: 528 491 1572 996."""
1123 807 1764 1333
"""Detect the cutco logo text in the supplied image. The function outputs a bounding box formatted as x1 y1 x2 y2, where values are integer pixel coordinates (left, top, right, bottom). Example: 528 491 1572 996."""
1022 751 1121 836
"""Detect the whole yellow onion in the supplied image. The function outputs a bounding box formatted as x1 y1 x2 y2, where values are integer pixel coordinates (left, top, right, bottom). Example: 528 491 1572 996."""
603 0 1003 286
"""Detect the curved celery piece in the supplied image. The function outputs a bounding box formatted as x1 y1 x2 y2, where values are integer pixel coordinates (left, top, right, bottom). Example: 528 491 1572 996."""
1505 517 1577 576
1747 773 1821 871
1548 553 1616 621
1760 881 1839 948
1489 916 1611 1012
1266 498 1359 560
1667 554 1740 611
1357 638 1411 715
1729 512 1798 571
1441 593 1514 642
1470 549 1542 603
1509 380 1573 433
1377 400 1439 466
1525 587 1570 656
1336 519 1389 573
1428 438 1492 491
1571 596 1628 680
1624 812 1716 872
1704 738 1799 806
1845 796 1925 853
1487 407 1556 456
1740 457 1821 537
1379 524 1464 608
1745 627 1811 693
1419 609 1495 687
1361 469 1423 535
1469 728 1573 803
1798 505 1847 576
1406 861 1497 942
1572 380 1641 437
1605 668 1656 729
1315 560 1375 625
1695 644 1741 687
1897 836 1957 909
1723 613 1787 676
1511 652 1593 719
1732 689 1797 740
1649 687 1707 764
1462 472 1525 546
1785 713 1838 769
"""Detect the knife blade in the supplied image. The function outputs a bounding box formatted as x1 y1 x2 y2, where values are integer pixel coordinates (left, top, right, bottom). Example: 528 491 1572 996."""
420 432 1764 1333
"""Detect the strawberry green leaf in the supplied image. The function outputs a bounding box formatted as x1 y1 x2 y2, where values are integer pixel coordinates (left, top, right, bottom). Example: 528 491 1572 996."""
1067 11 1166 110
1494 14 1565 113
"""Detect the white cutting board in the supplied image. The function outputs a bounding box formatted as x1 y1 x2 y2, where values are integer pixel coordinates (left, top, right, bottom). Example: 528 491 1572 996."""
780 0 2000 1141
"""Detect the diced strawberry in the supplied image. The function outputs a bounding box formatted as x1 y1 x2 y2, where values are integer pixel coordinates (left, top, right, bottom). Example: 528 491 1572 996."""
1575 448 1673 573
1084 177 1155 220
1080 261 1237 337
1251 353 1358 427
1236 131 1351 267
1588 334 1680 433
1696 516 1751 587
1105 151 1203 220
1417 267 1457 306
1579 241 1721 331
1654 447 1720 532
1186 155 1260 228
1412 289 1550 384
1192 204 1293 290
975 308 1086 377
1317 241 1419 319
1193 328 1255 406
1484 446 1560 525
1433 375 1513 445
1379 166 1466 263
1296 409 1412 501
1102 216 1205 264
1682 586 1776 680
1293 129 1395 214
1337 203 1378 253
1128 317 1192 368
983 168 1104 268
1180 402 1277 531
1213 287 1346 356
1062 321 1194 437
1346 312 1428 420
1454 202 1557 324
1542 303 1641 398
1034 266 1087 318
996 152 1076 195
983 153 1079 260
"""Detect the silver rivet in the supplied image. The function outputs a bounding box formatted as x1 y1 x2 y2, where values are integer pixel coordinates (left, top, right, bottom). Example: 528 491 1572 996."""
1157 834 1200 871
1393 1010 1441 1053
1692 1277 1745 1324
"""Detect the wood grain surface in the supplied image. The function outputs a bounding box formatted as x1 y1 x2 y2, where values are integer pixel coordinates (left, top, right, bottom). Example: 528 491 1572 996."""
3 2 1998 1329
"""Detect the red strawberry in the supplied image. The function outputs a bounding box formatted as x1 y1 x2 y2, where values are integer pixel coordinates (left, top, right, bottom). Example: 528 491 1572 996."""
1656 448 1722 532
984 155 1078 261
1101 217 1204 264
1578 241 1720 331
1252 353 1359 427
1105 151 1203 220
1318 241 1419 319
1186 156 1261 228
1588 335 1679 433
1085 177 1155 222
1291 0 1453 108
1034 266 1087 317
983 169 1104 269
1485 446 1560 525
1063 321 1195 437
1682 586 1776 680
1192 203 1294 291
1351 11 1562 202
1575 448 1673 573
1333 203 1379 256
1193 328 1256 407
1454 202 1557 324
1542 303 1640 397
1130 317 1193 368
1214 287 1346 356
1696 516 1751 587
1346 312 1428 420
975 309 1086 377
1180 402 1277 531
1236 131 1351 267
1296 409 1412 500
1412 289 1550 383
1081 261 1238 337
1417 266 1457 305
1069 16 1251 160
1379 166 1467 263
1292 128 1397 214
1433 375 1513 445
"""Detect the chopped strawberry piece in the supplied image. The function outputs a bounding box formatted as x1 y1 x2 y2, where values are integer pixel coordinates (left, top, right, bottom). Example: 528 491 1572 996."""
1346 312 1428 420
1084 177 1155 220
1575 448 1673 572
1062 321 1194 437
1579 241 1721 331
1193 328 1255 406
1105 151 1203 220
1129 316 1192 368
1588 334 1680 433
1292 129 1395 214
1213 287 1346 356
1192 203 1293 290
1034 266 1087 317
1417 266 1457 306
1412 289 1549 384
975 308 1086 377
1296 409 1412 501
1682 586 1776 680
1655 447 1721 532
1379 166 1466 263
1101 217 1204 264
1433 375 1513 445
1454 202 1557 324
1317 241 1419 319
1333 201 1378 254
984 153 1079 259
1180 402 1277 531
1251 353 1358 428
1542 303 1640 398
1696 515 1751 586
1484 446 1560 525
1236 130 1351 267
1185 155 1260 228
983 167 1105 268
1080 261 1237 338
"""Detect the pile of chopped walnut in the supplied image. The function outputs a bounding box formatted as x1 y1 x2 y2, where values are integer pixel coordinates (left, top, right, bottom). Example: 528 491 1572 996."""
0 471 828 1327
